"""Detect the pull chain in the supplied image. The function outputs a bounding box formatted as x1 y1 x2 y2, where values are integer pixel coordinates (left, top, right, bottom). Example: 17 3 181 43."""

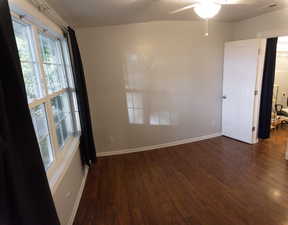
204 19 209 36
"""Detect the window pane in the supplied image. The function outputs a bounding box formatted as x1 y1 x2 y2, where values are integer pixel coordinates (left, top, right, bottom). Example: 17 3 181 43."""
13 21 42 103
66 66 75 88
40 34 60 63
31 105 49 139
13 21 33 61
39 137 53 170
72 92 81 132
40 34 67 93
30 105 54 170
43 64 65 93
62 40 75 88
51 93 73 148
56 125 64 147
61 119 68 140
21 62 41 101
62 40 71 66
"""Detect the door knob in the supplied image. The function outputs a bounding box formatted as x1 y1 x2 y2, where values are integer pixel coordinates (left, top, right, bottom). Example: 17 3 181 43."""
222 96 227 99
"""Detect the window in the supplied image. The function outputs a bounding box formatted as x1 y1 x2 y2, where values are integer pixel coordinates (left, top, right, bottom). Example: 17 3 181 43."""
12 18 79 172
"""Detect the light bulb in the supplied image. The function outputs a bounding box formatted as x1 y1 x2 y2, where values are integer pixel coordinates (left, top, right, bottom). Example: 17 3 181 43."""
194 2 221 19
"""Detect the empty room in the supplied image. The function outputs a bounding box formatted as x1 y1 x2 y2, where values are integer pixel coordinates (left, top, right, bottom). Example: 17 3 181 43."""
1 0 288 225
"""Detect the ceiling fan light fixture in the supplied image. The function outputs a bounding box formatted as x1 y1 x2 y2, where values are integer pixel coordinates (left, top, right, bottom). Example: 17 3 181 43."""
194 2 221 19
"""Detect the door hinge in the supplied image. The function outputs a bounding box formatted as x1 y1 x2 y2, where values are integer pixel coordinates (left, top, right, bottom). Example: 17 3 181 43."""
254 90 258 95
258 48 261 55
252 126 256 132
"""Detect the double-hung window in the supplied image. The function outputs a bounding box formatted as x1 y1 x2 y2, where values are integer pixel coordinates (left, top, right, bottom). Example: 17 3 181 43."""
12 17 79 175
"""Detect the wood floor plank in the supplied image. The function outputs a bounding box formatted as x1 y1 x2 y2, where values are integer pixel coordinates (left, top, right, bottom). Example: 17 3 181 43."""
73 129 288 225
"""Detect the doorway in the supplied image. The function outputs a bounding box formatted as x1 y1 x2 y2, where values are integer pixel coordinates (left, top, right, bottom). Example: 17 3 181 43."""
221 36 288 146
267 37 288 138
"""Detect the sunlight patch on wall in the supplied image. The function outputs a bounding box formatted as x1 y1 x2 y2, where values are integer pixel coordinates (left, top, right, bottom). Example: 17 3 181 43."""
126 91 144 124
124 51 178 126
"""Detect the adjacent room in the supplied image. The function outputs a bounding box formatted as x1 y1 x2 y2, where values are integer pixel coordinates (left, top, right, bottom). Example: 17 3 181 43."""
270 37 288 132
1 0 288 225
256 36 288 143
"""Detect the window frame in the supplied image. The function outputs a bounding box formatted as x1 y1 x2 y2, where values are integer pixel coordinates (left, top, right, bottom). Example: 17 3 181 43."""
12 13 80 183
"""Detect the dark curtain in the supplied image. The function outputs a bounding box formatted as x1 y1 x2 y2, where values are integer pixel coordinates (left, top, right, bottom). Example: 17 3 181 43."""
0 0 60 224
67 27 97 165
258 37 278 139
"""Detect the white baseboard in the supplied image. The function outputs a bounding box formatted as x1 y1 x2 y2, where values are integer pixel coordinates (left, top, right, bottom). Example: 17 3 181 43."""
67 166 89 225
96 133 222 157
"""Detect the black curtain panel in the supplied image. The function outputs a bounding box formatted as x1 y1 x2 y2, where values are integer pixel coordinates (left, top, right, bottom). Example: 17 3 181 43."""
258 37 278 139
67 27 97 165
0 0 60 224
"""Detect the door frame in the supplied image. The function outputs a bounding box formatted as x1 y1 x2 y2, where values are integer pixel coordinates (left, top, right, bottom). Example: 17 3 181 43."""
231 32 288 147
251 39 266 144
255 34 288 143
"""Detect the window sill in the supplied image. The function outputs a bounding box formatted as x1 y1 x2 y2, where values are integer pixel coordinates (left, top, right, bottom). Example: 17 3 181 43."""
49 135 81 194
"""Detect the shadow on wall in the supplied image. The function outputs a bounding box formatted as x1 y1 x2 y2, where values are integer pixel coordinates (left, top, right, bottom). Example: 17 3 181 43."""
123 50 179 126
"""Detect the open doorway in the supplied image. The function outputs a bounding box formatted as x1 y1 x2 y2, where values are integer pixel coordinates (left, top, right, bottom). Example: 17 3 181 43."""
270 37 288 136
221 37 288 145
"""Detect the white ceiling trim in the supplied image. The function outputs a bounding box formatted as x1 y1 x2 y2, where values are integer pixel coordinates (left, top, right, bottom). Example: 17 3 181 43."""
28 0 68 29
257 29 288 39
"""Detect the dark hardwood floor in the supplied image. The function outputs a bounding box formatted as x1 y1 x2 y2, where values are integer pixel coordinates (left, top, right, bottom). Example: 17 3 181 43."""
73 128 288 225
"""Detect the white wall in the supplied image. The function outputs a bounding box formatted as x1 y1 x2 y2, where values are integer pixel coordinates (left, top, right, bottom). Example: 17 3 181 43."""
76 21 233 153
233 8 288 40
53 150 87 225
8 1 87 224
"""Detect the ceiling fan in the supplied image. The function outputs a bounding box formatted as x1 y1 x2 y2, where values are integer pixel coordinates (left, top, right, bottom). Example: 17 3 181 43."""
170 0 247 36
170 0 245 19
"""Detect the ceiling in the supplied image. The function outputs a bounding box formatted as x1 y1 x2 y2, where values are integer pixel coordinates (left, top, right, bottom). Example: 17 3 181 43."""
45 0 288 27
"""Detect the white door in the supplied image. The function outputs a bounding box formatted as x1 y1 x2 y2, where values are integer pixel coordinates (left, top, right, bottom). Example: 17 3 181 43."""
222 39 266 144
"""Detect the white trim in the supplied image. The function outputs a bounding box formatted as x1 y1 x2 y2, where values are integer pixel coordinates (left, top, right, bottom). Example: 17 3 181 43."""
67 166 89 225
252 39 267 144
10 7 63 38
28 0 68 30
10 0 68 31
49 136 80 194
257 30 288 39
96 133 222 157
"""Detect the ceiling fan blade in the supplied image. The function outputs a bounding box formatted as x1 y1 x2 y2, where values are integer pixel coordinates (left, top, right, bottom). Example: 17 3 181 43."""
214 0 252 5
170 4 198 14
